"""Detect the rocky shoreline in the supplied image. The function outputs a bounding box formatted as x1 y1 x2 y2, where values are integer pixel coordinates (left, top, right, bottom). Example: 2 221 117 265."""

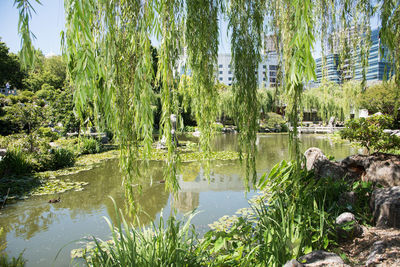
284 148 400 266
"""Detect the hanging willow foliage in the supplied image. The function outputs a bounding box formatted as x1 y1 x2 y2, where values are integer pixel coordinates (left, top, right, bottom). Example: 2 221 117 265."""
303 80 363 122
62 0 157 213
185 0 220 161
14 0 41 69
228 0 265 187
156 0 184 194
15 0 400 208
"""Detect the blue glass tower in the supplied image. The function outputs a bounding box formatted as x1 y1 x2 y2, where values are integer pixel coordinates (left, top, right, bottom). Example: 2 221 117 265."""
314 28 393 85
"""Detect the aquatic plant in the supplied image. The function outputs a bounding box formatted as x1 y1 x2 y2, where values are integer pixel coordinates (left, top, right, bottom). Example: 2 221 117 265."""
0 227 26 267
199 160 347 266
80 198 200 266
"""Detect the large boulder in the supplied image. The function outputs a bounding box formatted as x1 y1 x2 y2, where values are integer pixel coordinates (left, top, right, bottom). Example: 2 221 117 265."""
283 251 351 267
297 250 350 266
283 259 303 267
342 153 400 187
305 149 400 186
370 186 400 228
304 148 348 180
335 212 363 241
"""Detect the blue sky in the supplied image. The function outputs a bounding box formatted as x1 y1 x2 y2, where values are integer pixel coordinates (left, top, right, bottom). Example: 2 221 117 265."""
0 1 379 57
0 0 65 56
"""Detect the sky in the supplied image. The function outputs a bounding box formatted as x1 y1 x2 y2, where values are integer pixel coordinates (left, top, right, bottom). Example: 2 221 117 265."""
0 1 379 58
0 0 65 56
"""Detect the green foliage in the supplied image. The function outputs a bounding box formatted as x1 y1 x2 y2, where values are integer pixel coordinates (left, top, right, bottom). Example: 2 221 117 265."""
185 0 220 162
24 54 66 92
228 0 265 186
199 161 345 266
1 96 45 135
0 41 26 89
340 114 400 153
79 138 103 155
303 81 362 122
258 88 276 116
82 198 200 266
184 126 196 132
357 79 399 114
49 148 75 170
0 147 33 177
351 181 374 224
37 127 59 141
0 253 26 267
262 112 286 131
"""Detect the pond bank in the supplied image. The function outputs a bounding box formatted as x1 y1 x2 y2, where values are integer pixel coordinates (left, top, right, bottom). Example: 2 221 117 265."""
0 141 242 207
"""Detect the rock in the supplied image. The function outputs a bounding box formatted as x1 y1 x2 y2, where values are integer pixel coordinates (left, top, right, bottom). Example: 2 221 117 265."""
192 129 201 137
298 250 350 266
304 148 328 171
336 212 356 225
283 259 303 267
304 148 348 180
366 240 386 266
156 135 167 149
335 212 363 240
370 186 400 228
342 153 400 187
338 191 357 208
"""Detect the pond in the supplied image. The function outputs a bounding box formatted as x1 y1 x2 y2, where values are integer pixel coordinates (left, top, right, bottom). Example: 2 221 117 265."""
0 133 359 266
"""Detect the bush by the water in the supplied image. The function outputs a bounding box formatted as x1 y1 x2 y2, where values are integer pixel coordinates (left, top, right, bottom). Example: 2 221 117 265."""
79 137 103 155
261 112 287 132
340 114 400 153
49 148 75 170
0 135 77 176
0 148 33 177
37 127 60 141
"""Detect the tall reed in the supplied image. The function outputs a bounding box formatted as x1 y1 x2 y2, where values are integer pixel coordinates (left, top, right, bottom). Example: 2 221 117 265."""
83 198 200 266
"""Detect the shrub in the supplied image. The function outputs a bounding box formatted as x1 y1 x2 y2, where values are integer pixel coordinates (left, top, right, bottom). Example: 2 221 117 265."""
212 123 224 132
340 114 400 153
49 148 75 170
79 137 103 155
261 112 287 132
0 147 33 177
37 127 60 141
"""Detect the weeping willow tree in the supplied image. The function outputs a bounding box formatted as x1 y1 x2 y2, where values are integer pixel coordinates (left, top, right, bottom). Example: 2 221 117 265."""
303 80 363 122
15 0 400 209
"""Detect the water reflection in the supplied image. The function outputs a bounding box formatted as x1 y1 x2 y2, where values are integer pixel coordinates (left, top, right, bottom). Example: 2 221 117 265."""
0 134 357 267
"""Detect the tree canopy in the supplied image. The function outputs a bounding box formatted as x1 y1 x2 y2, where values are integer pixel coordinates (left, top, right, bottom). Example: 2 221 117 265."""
0 40 26 89
14 0 400 207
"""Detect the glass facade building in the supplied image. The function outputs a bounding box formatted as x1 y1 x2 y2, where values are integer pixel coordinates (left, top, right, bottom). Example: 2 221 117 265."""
314 28 393 85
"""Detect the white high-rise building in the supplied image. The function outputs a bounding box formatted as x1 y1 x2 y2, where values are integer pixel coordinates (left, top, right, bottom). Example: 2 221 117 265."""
216 52 279 88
